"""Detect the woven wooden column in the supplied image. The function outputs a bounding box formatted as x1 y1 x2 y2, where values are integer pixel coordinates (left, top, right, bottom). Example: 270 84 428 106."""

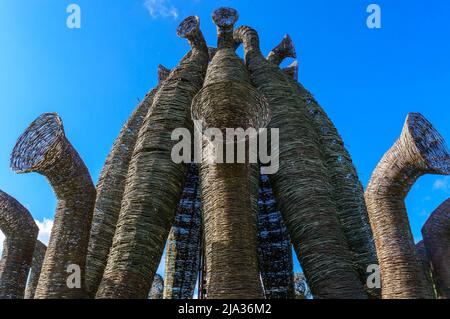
282 61 298 81
11 113 96 299
191 8 268 299
257 174 295 299
268 36 379 297
234 25 367 299
365 113 450 299
86 69 169 298
148 274 164 299
0 190 38 299
422 198 450 298
96 16 208 299
24 240 47 299
267 34 297 66
163 164 202 299
415 240 435 296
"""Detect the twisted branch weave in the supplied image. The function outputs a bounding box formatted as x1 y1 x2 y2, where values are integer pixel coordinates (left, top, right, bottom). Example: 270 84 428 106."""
422 198 450 298
11 113 96 299
0 190 38 299
365 113 450 298
96 16 209 298
234 25 367 299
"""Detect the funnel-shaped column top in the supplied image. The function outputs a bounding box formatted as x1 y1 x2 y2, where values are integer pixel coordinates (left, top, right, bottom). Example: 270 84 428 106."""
212 7 239 49
11 113 64 174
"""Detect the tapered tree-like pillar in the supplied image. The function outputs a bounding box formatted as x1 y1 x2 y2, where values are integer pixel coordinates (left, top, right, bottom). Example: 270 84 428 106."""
24 240 47 299
415 240 435 296
97 16 209 299
11 113 96 299
163 164 202 299
257 174 295 299
268 36 379 297
0 190 38 299
365 113 450 299
86 69 169 298
191 8 268 299
234 25 367 298
422 198 450 298
148 274 164 299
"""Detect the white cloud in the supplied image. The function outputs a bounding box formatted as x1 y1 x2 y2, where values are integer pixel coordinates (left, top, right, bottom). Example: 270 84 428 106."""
433 176 450 192
35 218 54 246
144 0 179 19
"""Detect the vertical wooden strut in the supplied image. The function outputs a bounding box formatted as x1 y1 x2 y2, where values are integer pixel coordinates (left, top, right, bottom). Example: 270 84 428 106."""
163 164 202 299
86 67 169 298
257 174 295 299
24 240 47 299
234 25 367 298
365 113 450 298
422 198 450 298
11 113 96 299
191 7 269 299
269 35 379 297
0 190 38 299
97 15 208 299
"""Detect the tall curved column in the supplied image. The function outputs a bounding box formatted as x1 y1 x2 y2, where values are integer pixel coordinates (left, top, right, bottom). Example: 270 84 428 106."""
0 190 38 299
257 174 295 299
365 113 450 298
86 69 169 298
11 113 96 299
422 198 450 298
191 8 268 299
234 25 367 298
163 164 202 299
96 16 209 299
269 36 379 297
24 240 47 299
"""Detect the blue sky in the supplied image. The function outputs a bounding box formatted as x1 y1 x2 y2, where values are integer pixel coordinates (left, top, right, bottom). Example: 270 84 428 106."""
0 0 449 277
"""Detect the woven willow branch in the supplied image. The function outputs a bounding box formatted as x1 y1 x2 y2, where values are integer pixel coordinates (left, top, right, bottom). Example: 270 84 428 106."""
257 174 295 299
96 16 209 299
86 71 168 298
0 190 38 299
158 64 171 83
415 240 436 297
148 274 164 299
365 113 450 299
234 25 367 299
271 41 379 298
190 8 268 299
11 113 96 299
282 61 298 81
266 35 297 66
422 198 450 298
24 240 46 299
163 164 202 299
